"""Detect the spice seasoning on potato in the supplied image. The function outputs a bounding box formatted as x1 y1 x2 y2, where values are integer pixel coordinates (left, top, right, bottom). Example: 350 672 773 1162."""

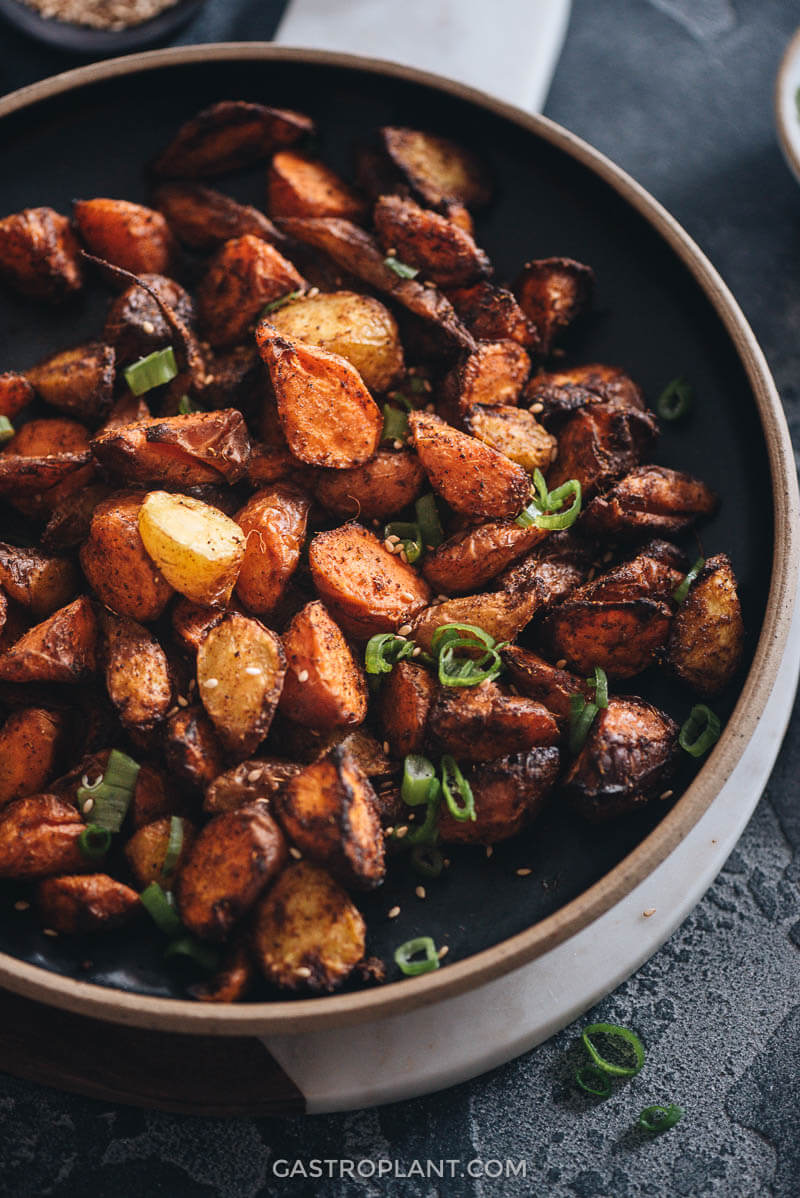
80 491 174 622
197 612 287 756
0 708 65 809
138 491 246 607
36 873 140 934
234 483 311 616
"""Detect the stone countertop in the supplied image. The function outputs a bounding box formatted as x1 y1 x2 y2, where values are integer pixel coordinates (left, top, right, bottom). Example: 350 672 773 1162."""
1 1 800 1195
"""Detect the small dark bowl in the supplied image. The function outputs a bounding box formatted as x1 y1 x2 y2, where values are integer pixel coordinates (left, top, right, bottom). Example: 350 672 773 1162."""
0 0 204 53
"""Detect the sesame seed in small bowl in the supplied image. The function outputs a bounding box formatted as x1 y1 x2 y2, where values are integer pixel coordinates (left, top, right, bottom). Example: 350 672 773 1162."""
0 0 205 53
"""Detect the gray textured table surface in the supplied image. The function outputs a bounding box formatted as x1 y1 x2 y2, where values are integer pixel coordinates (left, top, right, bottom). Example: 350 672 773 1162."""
1 1 800 1195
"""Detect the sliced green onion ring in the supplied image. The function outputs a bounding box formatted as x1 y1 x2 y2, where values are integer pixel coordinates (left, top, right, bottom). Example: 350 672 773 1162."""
581 1022 645 1078
679 704 721 757
415 493 444 548
384 520 423 564
76 749 140 833
140 881 183 937
568 695 599 756
0 416 14 444
431 622 496 655
260 289 302 317
382 403 409 442
438 641 502 687
410 843 444 878
124 346 178 396
575 1064 613 1099
516 476 582 531
673 556 705 604
394 936 440 975
404 792 440 845
588 665 609 709
401 755 438 806
657 375 693 421
364 632 414 677
384 256 419 279
78 824 112 860
441 754 476 822
638 1103 684 1133
164 935 220 972
162 815 184 879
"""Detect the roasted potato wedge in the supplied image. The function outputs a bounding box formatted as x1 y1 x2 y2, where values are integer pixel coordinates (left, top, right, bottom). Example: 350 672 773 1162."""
465 404 556 473
377 660 436 758
0 417 92 505
203 757 302 815
279 601 368 731
189 938 255 1003
0 708 65 808
666 553 744 695
409 410 529 519
541 597 672 679
421 521 546 595
268 152 367 221
36 873 140 933
163 704 225 791
0 207 83 301
0 543 77 618
525 363 646 424
177 803 287 941
152 100 313 178
269 290 404 392
313 450 425 521
74 199 175 276
196 235 305 348
170 598 227 657
80 491 174 621
309 523 431 638
92 408 250 487
0 596 96 684
410 587 539 653
138 491 246 606
256 322 382 468
103 272 195 365
514 256 594 353
124 816 195 888
561 696 678 820
547 402 657 498
26 342 115 423
583 465 718 538
445 281 538 348
234 484 311 616
154 182 283 250
373 195 491 288
197 612 286 756
253 859 366 992
276 745 384 889
579 541 685 605
442 342 532 417
437 747 560 844
0 794 86 880
100 608 172 733
501 646 589 724
0 372 34 420
428 681 560 762
380 126 492 210
41 482 113 554
498 529 592 607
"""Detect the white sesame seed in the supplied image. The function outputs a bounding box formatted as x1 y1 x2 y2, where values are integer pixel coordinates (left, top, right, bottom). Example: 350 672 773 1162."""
204 677 219 689
204 374 216 386
82 798 95 815
443 858 451 868
386 534 400 545
530 402 544 414
141 320 155 335
167 705 180 718
398 623 413 636
388 905 401 919
289 847 303 860
425 402 435 413
383 741 390 754
296 966 312 978
437 944 449 958
385 826 395 836
395 825 409 839
411 646 421 657
383 539 395 553
415 885 426 899
13 900 29 911
399 550 408 563
555 659 567 670
485 845 494 858
643 908 656 918
247 769 262 783
386 247 397 255
245 666 262 676
436 594 449 604
660 790 674 800
177 695 188 707
43 928 58 937
393 439 404 450
516 867 532 877
297 669 310 683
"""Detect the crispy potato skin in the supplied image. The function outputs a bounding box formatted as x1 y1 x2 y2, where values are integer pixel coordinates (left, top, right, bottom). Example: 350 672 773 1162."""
309 524 431 638
380 126 492 209
189 939 254 1003
103 272 195 365
256 323 382 468
124 816 195 888
26 342 115 423
252 859 366 992
0 542 77 617
438 747 560 844
561 696 678 820
100 609 172 733
177 803 287 941
80 492 174 622
581 542 686 605
171 598 227 656
36 873 140 933
445 281 538 347
91 409 251 487
276 745 385 889
203 757 301 815
666 553 744 695
442 342 531 417
514 257 594 353
0 794 87 880
501 646 588 724
0 417 93 508
411 588 539 654
0 207 83 300
313 450 426 521
378 661 436 757
422 521 546 595
139 491 246 608
547 403 657 498
498 530 592 607
465 404 556 473
163 704 225 791
428 681 560 762
152 101 313 178
269 290 404 392
583 465 718 538
279 601 368 731
235 484 311 616
0 708 65 808
0 596 97 684
409 410 529 519
154 182 283 250
0 372 35 419
268 152 367 221
374 195 491 287
197 235 305 348
74 199 175 276
197 612 287 757
542 597 672 680
41 482 113 554
526 363 645 416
